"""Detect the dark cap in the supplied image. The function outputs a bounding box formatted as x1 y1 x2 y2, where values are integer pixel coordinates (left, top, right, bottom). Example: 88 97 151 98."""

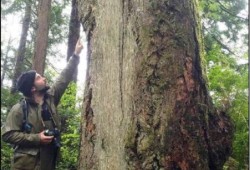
16 70 36 96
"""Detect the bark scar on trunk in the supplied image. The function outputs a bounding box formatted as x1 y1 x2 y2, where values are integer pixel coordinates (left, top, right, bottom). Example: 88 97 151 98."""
83 87 97 168
184 57 195 92
176 76 188 101
176 57 195 101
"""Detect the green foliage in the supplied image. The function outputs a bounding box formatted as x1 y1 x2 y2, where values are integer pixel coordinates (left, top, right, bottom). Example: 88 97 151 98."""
200 0 247 43
1 87 22 122
1 87 22 169
229 90 248 170
206 41 248 169
1 140 12 170
48 0 70 46
200 0 248 168
56 82 81 170
58 131 80 170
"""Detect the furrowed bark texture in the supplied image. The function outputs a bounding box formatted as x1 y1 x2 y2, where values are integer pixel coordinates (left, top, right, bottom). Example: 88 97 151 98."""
32 0 51 75
78 0 233 170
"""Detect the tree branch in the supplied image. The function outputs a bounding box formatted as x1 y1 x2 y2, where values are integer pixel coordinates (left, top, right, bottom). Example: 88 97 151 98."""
215 0 248 21
203 25 239 57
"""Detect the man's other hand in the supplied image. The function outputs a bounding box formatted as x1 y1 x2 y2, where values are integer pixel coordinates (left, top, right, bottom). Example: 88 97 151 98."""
74 38 84 56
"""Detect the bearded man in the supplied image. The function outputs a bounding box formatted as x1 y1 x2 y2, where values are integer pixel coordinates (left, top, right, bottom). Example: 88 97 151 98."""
2 39 83 170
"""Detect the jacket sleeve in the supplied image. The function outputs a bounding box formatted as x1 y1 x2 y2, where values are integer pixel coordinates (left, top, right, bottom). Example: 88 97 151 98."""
50 54 80 106
2 131 40 147
1 104 40 147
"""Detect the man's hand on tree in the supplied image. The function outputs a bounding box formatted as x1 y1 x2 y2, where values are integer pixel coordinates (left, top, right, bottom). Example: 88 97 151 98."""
74 38 84 56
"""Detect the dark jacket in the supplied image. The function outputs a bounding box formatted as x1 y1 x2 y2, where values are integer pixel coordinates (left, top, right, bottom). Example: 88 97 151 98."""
1 54 80 170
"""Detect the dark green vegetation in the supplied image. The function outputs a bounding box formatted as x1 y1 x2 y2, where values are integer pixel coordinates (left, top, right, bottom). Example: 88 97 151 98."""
201 0 248 169
1 0 248 169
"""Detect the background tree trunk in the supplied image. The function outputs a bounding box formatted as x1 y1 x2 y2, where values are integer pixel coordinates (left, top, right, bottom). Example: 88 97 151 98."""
1 38 13 88
10 0 32 93
67 0 80 82
1 55 8 87
32 0 51 75
78 0 233 170
60 0 81 134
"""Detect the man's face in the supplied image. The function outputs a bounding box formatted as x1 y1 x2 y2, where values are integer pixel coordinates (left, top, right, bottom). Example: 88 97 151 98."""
33 73 47 91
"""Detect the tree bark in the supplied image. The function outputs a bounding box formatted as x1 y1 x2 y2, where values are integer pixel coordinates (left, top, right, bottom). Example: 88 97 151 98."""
32 0 51 75
10 0 32 93
78 0 233 170
67 0 80 82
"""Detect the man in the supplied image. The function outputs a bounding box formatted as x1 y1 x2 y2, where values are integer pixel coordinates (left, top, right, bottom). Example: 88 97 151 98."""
1 39 83 170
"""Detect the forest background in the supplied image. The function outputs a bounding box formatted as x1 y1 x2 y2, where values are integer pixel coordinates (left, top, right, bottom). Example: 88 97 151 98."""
1 0 248 169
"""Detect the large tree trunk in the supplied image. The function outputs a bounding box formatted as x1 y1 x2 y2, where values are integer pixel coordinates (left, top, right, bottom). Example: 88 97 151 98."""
67 0 80 79
32 0 51 75
78 1 233 170
10 0 32 93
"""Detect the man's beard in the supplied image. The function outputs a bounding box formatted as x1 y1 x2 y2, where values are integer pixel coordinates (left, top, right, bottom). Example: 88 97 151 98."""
35 85 50 94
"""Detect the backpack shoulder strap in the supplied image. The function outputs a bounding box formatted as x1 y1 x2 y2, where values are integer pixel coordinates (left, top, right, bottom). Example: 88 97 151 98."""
21 98 28 123
20 98 32 133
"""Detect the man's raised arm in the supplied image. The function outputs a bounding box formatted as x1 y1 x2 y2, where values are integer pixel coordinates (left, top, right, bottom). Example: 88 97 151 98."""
51 39 84 106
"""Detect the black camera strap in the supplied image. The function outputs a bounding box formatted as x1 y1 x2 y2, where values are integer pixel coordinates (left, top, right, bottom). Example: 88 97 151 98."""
42 100 58 130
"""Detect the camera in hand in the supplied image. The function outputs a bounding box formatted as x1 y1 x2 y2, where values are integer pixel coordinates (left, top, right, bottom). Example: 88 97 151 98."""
44 128 61 148
44 129 55 136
